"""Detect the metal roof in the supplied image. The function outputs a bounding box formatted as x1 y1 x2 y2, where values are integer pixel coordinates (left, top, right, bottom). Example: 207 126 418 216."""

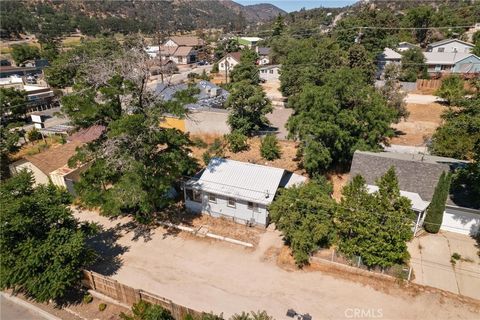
427 39 474 48
423 52 478 65
380 48 402 60
188 158 286 205
366 185 430 212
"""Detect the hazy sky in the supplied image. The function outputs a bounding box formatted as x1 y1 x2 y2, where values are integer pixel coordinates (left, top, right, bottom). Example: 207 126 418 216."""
235 0 357 12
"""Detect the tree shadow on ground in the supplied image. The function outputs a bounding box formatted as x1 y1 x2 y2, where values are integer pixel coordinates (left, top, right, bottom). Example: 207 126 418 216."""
87 226 129 276
156 203 200 239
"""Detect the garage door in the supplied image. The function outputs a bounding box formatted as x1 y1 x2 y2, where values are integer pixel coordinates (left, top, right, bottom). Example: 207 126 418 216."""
441 206 480 236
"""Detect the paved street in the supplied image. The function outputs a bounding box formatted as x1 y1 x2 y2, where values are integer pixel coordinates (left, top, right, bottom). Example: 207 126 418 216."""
0 295 49 320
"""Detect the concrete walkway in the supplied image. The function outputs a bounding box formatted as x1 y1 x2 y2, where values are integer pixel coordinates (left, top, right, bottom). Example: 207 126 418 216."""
408 231 480 300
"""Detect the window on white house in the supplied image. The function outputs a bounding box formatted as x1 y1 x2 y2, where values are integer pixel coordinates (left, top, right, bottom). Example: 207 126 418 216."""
248 201 258 211
193 190 202 202
437 48 445 52
208 193 216 203
227 197 236 208
269 70 274 74
220 63 224 68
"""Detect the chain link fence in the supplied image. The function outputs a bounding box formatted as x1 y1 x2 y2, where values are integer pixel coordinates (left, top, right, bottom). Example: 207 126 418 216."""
313 248 413 281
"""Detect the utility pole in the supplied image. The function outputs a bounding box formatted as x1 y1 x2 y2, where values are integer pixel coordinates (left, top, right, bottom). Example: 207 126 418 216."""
158 32 164 84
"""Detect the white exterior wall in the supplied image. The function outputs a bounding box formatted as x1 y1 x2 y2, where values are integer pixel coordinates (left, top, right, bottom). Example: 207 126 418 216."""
428 42 473 53
161 54 194 65
164 39 178 47
185 191 268 227
218 56 239 72
441 206 480 236
258 56 270 65
259 67 280 81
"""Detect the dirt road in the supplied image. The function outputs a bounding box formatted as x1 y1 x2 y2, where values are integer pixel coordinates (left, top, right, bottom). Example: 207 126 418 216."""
75 210 479 320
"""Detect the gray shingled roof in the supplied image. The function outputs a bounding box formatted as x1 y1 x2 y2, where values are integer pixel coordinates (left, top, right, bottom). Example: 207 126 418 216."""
349 151 467 204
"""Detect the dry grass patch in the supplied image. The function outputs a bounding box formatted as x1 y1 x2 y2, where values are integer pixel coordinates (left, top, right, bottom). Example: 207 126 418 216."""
390 103 446 146
190 134 303 174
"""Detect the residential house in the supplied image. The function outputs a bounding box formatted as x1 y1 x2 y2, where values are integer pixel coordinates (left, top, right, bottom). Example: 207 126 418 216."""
159 45 196 64
396 42 418 52
259 65 281 81
0 59 48 78
163 36 205 49
9 125 104 194
158 36 205 65
184 158 306 227
376 48 402 79
350 151 480 236
256 47 271 65
155 81 230 135
217 52 242 72
236 37 263 49
423 52 480 74
426 39 474 53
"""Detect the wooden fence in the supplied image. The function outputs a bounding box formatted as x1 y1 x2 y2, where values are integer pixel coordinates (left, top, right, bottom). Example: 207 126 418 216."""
82 270 202 319
416 79 442 91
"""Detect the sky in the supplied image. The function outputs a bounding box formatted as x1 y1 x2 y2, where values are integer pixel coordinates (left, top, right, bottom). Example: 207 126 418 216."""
235 0 358 12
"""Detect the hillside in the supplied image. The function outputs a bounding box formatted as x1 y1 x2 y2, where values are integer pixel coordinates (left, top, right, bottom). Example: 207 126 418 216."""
220 1 286 22
0 0 285 39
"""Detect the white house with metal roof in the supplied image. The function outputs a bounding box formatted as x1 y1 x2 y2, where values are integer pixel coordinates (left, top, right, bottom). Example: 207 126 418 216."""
184 158 306 227
376 48 402 79
426 39 474 53
423 52 480 74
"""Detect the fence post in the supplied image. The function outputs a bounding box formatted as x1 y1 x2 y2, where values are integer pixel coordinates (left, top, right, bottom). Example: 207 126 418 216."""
331 249 334 262
134 289 141 303
407 266 413 281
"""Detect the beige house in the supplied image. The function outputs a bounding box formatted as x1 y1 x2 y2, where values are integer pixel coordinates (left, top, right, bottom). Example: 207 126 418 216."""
9 126 104 193
159 36 205 65
217 52 241 72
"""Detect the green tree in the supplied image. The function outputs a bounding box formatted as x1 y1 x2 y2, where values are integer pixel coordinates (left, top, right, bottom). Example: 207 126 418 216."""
260 134 281 161
269 179 336 266
10 44 41 65
400 47 427 82
226 81 272 136
226 130 249 153
424 171 452 233
429 95 480 160
272 14 284 37
288 68 397 174
120 300 174 320
0 128 20 180
451 142 480 208
347 44 375 84
379 64 409 121
280 38 347 96
27 128 42 142
229 50 259 84
337 168 414 268
72 113 197 222
436 75 466 106
0 87 28 121
402 5 434 45
0 171 96 302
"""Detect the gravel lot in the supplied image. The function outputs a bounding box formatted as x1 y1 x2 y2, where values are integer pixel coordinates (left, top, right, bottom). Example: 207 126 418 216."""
75 209 480 320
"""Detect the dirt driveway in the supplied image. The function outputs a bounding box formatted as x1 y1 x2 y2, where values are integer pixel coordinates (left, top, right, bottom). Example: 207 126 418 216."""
75 210 480 319
408 231 480 300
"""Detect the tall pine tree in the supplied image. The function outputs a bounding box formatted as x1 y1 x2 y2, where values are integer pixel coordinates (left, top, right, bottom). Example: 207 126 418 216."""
424 171 452 233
